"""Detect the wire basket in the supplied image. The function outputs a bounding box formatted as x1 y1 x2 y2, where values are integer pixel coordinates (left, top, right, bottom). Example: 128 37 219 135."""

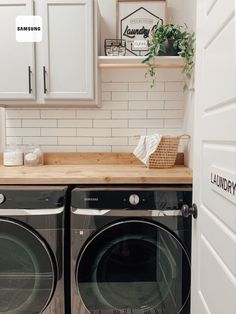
148 135 190 169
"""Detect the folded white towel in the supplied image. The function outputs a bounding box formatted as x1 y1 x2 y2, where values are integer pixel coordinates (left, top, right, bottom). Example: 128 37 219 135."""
133 134 162 166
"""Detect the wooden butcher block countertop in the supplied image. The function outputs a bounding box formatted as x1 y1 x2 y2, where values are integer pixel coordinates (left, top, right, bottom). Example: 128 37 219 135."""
0 153 192 185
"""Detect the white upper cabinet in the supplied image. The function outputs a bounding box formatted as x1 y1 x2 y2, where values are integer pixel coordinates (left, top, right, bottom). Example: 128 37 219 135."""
42 0 94 100
0 0 99 106
0 0 35 100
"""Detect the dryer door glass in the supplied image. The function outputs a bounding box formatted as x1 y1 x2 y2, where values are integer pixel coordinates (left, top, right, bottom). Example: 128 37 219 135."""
76 219 191 314
0 219 56 314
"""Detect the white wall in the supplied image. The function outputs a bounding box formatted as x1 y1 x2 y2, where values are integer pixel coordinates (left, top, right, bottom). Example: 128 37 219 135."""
0 108 5 152
98 0 192 55
6 68 185 152
182 0 196 168
4 0 196 162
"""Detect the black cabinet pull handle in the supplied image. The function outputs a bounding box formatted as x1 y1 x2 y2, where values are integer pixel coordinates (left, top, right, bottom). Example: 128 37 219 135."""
28 66 32 94
43 66 47 94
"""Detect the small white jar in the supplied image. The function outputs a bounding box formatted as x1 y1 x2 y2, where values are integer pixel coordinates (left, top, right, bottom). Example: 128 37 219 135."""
24 144 44 166
3 144 24 166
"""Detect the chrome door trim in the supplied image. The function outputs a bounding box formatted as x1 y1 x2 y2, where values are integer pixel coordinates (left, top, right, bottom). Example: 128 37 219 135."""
71 207 182 217
0 218 57 314
75 218 191 314
0 206 64 216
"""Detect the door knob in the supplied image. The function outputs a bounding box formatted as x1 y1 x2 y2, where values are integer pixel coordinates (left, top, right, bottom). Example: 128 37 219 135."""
181 203 198 219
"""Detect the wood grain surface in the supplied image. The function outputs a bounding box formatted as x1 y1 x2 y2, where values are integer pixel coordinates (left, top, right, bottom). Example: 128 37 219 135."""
0 154 191 185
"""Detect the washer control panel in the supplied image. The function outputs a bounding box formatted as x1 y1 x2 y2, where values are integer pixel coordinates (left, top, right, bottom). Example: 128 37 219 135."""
0 193 5 204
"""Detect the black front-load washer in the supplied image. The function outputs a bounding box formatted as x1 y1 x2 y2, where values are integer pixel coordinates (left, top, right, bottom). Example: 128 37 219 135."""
0 185 68 314
71 185 192 314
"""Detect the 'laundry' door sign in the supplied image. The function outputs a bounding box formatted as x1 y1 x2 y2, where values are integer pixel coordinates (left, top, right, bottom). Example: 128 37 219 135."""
210 166 236 204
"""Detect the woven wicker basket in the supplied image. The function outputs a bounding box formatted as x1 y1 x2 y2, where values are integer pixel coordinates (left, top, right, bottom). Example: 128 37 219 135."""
148 135 190 169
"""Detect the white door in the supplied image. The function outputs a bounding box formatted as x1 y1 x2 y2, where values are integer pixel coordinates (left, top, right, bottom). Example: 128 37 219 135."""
0 0 35 100
192 0 236 313
42 0 94 100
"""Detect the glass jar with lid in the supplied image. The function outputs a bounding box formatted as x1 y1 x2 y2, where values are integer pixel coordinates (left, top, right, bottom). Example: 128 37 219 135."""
3 144 24 166
24 144 44 166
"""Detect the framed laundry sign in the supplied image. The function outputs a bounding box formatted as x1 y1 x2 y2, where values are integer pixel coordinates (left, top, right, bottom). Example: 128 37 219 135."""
116 0 167 56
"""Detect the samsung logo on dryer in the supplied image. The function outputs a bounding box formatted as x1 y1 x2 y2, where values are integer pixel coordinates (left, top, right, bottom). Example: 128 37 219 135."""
84 197 99 202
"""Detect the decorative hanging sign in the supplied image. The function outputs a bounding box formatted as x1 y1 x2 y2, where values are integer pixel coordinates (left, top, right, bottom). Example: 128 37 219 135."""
210 166 236 204
116 0 167 56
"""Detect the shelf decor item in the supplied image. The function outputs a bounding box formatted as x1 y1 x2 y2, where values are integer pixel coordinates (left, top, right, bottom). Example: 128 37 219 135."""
143 22 195 87
104 39 126 56
148 135 190 169
116 0 167 56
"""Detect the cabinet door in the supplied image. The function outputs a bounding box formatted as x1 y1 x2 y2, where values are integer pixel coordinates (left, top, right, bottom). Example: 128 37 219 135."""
0 0 35 100
42 0 94 100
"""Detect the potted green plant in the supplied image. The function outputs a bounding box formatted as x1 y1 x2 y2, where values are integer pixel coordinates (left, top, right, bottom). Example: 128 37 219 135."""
143 22 195 88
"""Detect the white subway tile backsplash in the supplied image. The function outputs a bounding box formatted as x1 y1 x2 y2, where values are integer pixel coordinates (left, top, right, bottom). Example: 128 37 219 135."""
41 128 76 137
77 110 111 119
6 120 21 127
129 119 164 128
147 110 184 119
6 137 23 144
112 128 146 137
76 146 112 152
101 101 128 111
112 146 135 152
112 111 146 119
147 92 165 101
155 69 184 81
164 92 184 101
129 82 164 92
165 82 184 91
164 119 183 128
23 137 57 145
129 101 164 110
40 110 76 119
77 128 111 137
147 129 183 136
6 110 40 119
129 137 140 146
58 120 92 127
93 120 128 128
112 91 147 101
165 101 184 109
112 92 129 101
5 68 186 152
128 92 147 101
94 137 128 146
148 91 184 101
101 92 112 101
6 128 40 137
41 146 77 152
58 137 93 145
22 120 57 127
102 82 129 91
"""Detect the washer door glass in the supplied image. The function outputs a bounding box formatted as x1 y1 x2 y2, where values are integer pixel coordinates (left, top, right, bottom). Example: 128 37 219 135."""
0 218 56 314
76 219 190 314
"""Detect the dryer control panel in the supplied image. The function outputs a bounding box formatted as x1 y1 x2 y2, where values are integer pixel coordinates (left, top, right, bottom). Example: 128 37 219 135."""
71 185 192 210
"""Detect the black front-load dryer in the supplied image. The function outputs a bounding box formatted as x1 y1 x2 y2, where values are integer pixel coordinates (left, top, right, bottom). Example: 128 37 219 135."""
71 185 192 314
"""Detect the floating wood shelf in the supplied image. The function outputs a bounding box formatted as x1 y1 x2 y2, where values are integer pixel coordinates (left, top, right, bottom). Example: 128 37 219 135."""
98 56 185 69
